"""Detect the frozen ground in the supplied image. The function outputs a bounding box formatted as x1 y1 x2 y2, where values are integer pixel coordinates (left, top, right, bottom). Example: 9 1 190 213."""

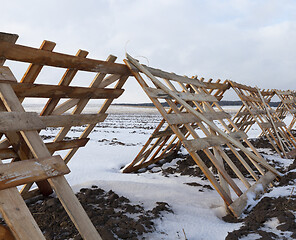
35 105 295 240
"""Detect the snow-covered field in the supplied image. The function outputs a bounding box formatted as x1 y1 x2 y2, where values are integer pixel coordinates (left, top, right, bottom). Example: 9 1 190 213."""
35 105 295 240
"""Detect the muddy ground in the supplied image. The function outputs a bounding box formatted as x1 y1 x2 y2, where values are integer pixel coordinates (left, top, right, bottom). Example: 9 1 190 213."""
141 137 296 239
0 187 173 240
1 118 295 239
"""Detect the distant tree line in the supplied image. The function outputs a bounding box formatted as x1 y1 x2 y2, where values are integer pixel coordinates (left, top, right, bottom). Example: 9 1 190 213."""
113 101 281 107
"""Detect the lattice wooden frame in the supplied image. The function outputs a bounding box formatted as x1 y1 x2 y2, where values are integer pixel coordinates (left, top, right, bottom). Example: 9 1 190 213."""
122 78 230 173
0 32 131 239
274 89 296 130
0 32 129 199
124 54 281 217
229 81 296 158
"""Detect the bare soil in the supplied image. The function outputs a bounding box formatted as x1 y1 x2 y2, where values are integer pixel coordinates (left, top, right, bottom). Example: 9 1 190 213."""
23 187 173 240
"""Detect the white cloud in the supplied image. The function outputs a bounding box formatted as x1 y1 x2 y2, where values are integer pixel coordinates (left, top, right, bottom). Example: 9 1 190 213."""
1 0 295 102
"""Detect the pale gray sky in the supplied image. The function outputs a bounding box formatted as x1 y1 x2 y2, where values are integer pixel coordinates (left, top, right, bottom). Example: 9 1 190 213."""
1 0 296 103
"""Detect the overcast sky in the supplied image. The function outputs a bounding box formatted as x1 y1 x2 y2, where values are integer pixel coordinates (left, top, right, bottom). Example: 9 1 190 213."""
1 0 296 103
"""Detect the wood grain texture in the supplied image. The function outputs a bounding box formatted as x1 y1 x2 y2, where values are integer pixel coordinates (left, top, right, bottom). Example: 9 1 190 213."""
0 41 130 75
0 156 70 190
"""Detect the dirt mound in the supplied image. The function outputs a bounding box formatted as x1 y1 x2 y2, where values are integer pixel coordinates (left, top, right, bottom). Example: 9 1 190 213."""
0 186 173 240
224 161 296 240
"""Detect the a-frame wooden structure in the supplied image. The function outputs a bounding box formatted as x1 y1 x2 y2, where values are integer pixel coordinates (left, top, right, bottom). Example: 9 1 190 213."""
274 89 296 131
122 78 230 173
0 32 130 239
229 81 296 158
0 32 129 199
124 54 281 217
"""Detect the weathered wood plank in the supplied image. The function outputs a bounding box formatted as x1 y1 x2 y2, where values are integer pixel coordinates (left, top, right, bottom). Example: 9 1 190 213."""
260 121 286 129
228 171 276 217
166 111 230 125
151 128 174 138
40 113 107 127
0 156 70 191
46 138 89 152
145 87 218 102
0 187 46 239
182 131 248 152
282 99 296 104
0 41 130 75
52 99 80 115
0 139 89 160
240 95 262 103
4 82 124 99
0 112 45 132
0 33 18 66
99 74 121 88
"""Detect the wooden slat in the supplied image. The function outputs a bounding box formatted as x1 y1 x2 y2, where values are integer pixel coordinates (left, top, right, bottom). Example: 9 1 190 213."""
145 87 218 102
282 99 296 104
52 99 80 115
228 80 257 92
40 113 107 127
166 113 199 125
144 66 207 87
99 74 121 88
166 111 231 125
182 131 247 152
0 112 45 132
0 139 89 160
0 33 18 66
151 128 174 138
240 95 262 103
260 121 286 129
6 82 124 99
0 41 130 75
228 171 276 217
46 138 89 152
0 156 69 191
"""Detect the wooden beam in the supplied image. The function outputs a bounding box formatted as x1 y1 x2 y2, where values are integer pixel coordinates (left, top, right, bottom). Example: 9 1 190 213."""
145 87 218 102
228 171 276 217
3 82 124 99
182 131 247 152
40 113 107 127
0 41 130 75
0 156 70 191
0 139 89 160
46 138 89 152
0 112 45 132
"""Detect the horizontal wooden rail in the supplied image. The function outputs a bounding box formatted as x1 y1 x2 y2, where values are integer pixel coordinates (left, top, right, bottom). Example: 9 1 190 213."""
0 138 89 159
166 111 230 125
182 131 247 152
0 82 124 99
0 156 70 190
0 41 130 75
0 112 45 132
145 87 218 102
41 113 107 127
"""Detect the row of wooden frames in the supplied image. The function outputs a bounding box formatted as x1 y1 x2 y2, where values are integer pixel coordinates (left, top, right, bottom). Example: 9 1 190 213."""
0 32 295 239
